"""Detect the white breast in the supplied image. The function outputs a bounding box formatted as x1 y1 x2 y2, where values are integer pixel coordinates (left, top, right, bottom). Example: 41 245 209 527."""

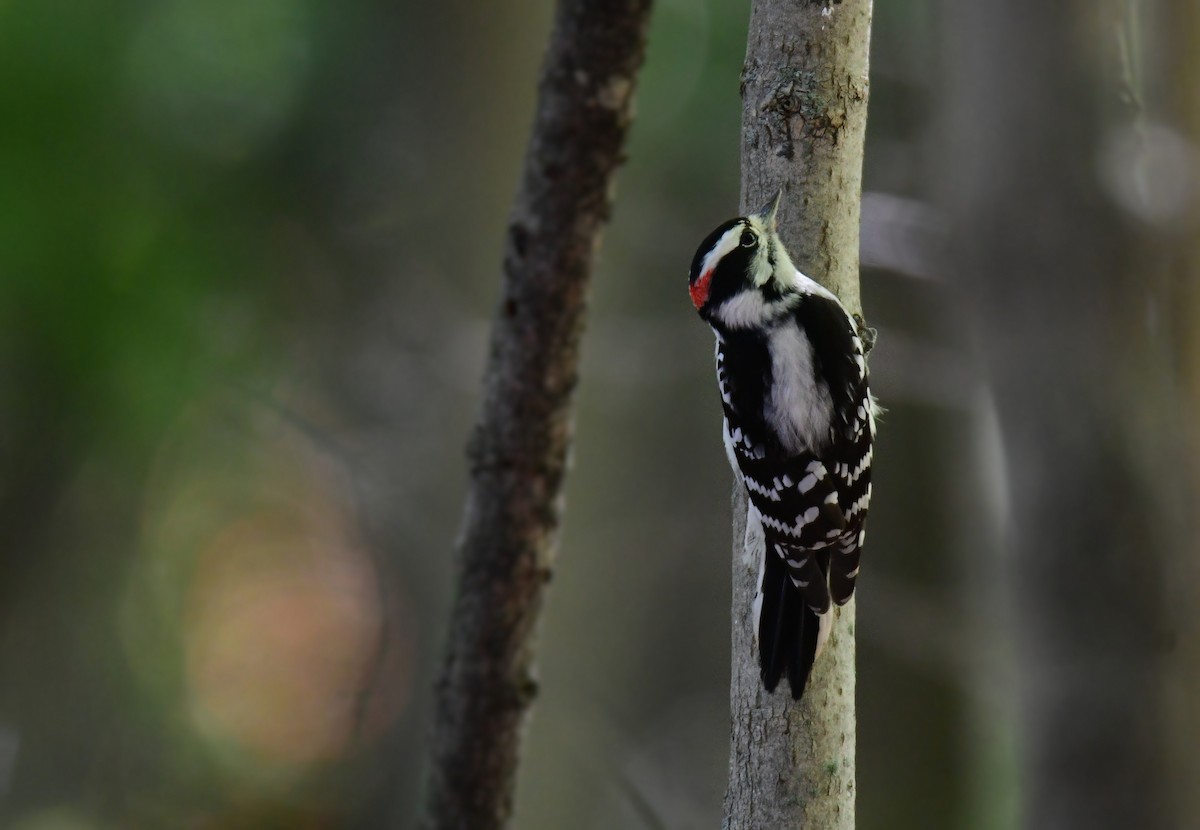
765 323 833 454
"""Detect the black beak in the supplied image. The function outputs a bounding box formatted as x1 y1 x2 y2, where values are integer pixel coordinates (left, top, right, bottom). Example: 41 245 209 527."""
755 189 783 230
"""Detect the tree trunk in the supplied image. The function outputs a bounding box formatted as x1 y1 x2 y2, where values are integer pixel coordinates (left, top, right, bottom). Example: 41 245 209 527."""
941 2 1185 827
1158 1 1200 824
723 2 872 828
421 2 652 829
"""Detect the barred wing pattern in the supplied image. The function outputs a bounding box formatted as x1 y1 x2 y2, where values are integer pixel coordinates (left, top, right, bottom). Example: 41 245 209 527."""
716 293 873 697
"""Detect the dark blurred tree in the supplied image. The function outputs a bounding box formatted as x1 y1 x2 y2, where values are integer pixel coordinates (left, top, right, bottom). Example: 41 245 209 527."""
421 1 653 829
942 1 1195 827
723 1 872 828
1158 0 1200 824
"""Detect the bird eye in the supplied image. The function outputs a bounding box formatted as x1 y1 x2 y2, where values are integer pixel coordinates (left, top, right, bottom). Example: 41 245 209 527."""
739 230 757 248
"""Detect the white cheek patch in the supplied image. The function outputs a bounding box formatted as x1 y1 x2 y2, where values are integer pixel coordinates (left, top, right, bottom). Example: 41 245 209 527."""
715 290 771 329
714 280 802 329
751 248 774 287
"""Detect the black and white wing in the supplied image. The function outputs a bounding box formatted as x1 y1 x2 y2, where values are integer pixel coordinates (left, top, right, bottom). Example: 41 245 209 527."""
798 299 874 606
717 293 875 698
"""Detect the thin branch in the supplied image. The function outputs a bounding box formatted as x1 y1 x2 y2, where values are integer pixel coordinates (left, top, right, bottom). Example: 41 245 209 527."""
420 2 653 829
724 1 872 828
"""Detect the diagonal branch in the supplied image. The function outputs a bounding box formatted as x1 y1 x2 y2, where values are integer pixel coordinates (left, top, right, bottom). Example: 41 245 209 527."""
421 2 653 829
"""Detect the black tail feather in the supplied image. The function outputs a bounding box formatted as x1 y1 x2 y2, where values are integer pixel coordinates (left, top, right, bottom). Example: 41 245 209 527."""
788 603 820 699
758 552 820 699
758 550 790 693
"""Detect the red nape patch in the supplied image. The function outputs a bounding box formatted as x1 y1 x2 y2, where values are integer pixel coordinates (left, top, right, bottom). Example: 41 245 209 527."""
690 269 713 310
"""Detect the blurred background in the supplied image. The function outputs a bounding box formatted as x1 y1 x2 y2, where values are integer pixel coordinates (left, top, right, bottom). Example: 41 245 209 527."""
1 1 1197 828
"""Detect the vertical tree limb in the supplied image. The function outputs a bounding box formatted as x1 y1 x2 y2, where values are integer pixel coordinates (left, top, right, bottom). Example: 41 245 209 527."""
422 2 652 829
724 2 872 828
942 2 1182 827
1151 1 1200 824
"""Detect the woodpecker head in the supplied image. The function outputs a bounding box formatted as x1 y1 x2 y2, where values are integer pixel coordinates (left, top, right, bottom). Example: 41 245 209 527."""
687 190 799 330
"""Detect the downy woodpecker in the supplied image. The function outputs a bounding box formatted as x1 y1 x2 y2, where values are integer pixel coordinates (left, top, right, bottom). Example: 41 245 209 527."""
688 191 875 699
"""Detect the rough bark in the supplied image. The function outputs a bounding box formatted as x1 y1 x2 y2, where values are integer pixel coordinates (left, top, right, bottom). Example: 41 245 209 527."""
723 2 872 828
941 2 1183 827
421 2 652 829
